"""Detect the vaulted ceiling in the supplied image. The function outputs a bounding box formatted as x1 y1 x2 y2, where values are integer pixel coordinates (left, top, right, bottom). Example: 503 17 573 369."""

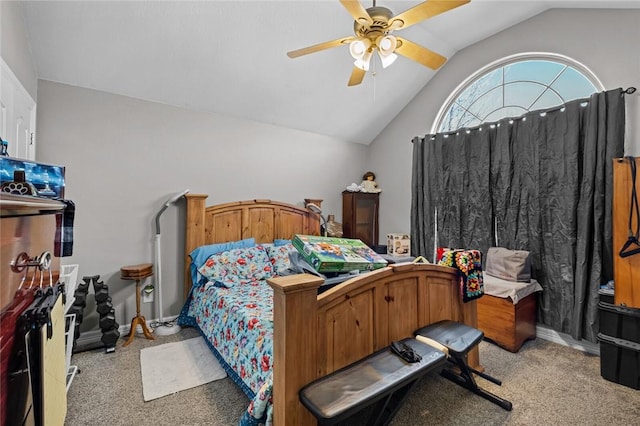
20 1 640 145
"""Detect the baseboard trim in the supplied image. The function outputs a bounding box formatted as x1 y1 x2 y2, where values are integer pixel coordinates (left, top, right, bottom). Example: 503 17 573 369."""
536 324 600 355
75 317 599 355
74 315 179 348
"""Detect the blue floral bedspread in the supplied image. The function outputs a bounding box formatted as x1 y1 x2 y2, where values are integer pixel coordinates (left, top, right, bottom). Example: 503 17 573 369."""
178 281 275 426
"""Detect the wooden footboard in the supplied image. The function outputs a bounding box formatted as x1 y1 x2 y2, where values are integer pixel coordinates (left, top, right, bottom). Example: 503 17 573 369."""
268 263 478 426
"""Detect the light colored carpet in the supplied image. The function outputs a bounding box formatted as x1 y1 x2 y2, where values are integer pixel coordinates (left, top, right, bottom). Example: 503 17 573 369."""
66 327 640 426
140 336 226 401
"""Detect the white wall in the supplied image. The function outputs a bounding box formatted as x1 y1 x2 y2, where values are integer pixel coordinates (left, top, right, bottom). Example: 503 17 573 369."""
35 80 368 330
369 9 640 245
0 0 37 99
8 7 640 334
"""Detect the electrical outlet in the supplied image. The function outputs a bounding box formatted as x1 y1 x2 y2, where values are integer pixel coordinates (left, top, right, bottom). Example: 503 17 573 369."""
143 284 154 303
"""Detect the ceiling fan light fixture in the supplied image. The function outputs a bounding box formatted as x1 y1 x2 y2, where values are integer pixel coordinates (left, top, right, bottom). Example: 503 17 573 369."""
349 39 371 60
377 35 397 56
354 52 373 71
354 59 368 71
375 35 397 68
379 52 398 68
350 39 373 71
287 0 471 87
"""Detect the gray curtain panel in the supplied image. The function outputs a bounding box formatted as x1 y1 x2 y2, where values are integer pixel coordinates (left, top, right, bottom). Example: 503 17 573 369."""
411 88 625 342
411 136 432 259
411 130 494 261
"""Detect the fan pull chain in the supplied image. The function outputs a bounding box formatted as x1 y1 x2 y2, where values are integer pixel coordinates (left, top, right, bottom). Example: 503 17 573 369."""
373 73 377 101
372 57 377 101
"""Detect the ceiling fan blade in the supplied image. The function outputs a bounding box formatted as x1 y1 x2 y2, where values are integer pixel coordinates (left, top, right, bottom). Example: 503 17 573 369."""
395 37 447 70
348 66 366 86
389 0 470 30
287 37 356 58
339 0 373 25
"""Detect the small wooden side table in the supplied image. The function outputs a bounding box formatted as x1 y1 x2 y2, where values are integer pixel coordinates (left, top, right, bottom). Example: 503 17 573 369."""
120 263 155 347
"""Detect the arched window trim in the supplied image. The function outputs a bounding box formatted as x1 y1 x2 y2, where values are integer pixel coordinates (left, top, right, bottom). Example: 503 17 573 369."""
431 52 605 134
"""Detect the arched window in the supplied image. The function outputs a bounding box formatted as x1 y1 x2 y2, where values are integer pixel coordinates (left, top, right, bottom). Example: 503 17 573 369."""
433 53 604 133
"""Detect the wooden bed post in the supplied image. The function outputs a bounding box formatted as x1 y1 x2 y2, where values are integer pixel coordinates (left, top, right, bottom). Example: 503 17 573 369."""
184 194 208 300
268 274 324 426
462 301 479 368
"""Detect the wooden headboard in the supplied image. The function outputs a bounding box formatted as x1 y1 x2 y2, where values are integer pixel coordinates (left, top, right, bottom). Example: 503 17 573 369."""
184 194 321 298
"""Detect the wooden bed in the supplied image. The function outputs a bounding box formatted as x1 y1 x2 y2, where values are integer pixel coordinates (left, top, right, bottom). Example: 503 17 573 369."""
183 194 479 425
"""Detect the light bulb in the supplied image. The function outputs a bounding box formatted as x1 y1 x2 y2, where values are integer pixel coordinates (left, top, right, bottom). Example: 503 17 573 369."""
350 40 365 57
376 35 397 56
349 39 371 60
379 37 393 51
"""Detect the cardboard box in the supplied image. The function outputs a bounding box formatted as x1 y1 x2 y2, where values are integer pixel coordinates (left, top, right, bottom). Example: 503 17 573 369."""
387 234 410 256
292 235 388 273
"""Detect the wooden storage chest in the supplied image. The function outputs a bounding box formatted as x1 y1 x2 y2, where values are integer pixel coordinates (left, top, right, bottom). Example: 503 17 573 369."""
477 291 537 353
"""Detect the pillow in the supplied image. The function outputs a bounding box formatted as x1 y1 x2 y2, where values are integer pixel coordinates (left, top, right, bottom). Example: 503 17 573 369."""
485 247 531 283
274 239 291 246
198 245 273 287
266 243 296 275
190 238 256 269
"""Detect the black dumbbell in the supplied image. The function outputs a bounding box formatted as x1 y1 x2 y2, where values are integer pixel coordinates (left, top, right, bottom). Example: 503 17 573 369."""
74 322 81 341
94 285 110 303
76 280 90 292
101 327 120 347
99 310 117 330
67 304 84 324
73 289 88 307
91 277 105 293
96 298 113 315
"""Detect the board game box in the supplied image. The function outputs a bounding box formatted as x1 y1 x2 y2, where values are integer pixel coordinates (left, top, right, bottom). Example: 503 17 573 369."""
292 234 388 273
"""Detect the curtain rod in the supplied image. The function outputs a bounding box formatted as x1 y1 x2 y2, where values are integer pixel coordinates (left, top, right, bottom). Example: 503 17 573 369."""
414 87 638 142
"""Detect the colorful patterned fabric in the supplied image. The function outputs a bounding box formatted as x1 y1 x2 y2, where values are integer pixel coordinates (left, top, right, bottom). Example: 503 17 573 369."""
198 245 274 288
178 279 275 425
437 248 484 303
265 243 295 275
190 238 256 270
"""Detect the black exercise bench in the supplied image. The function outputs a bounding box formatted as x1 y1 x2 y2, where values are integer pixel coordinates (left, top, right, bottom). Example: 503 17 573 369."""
415 320 513 411
300 321 512 425
299 338 447 425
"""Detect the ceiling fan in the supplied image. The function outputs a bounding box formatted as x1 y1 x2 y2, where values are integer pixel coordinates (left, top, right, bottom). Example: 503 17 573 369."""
287 0 470 86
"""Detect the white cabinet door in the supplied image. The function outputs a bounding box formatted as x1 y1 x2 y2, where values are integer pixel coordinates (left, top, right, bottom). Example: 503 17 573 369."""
1 58 36 160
